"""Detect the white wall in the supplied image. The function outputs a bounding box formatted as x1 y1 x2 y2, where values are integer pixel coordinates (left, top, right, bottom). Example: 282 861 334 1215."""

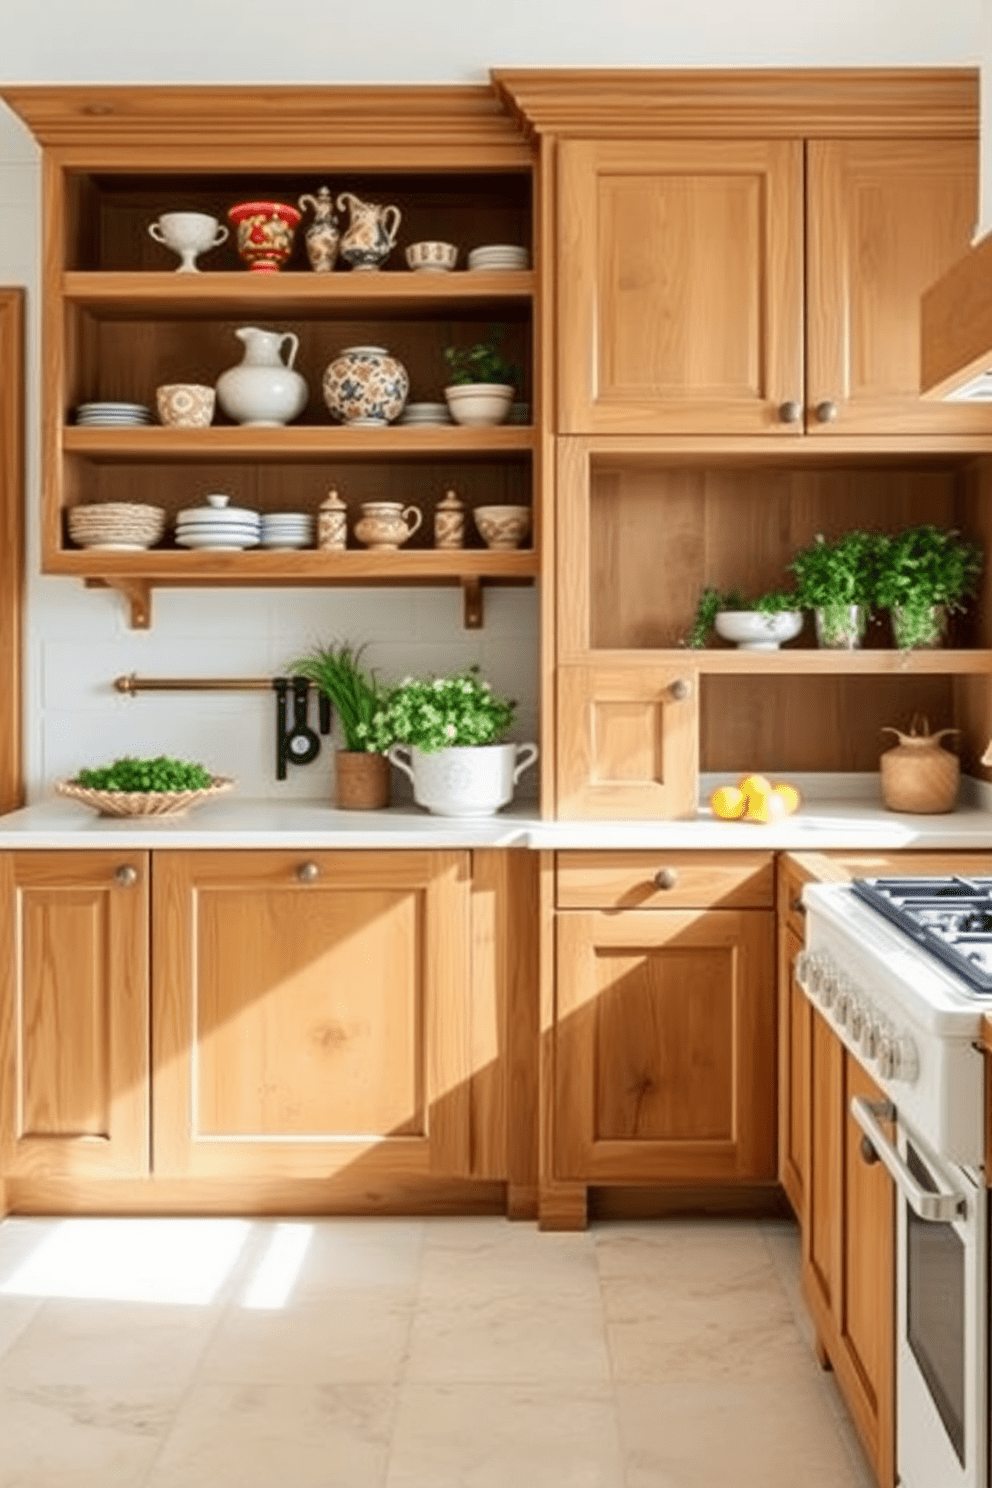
0 0 983 801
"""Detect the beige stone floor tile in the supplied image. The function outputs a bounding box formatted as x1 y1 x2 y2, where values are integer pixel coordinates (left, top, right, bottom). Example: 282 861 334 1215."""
0 1380 170 1488
617 1378 866 1488
142 1382 395 1488
193 1285 415 1385
385 1382 624 1488
285 1217 426 1293
595 1217 773 1292
405 1289 612 1384
0 1294 43 1358
0 1300 219 1402
419 1214 600 1301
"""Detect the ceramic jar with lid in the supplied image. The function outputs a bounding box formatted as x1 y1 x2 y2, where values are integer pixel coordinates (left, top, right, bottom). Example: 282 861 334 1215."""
318 488 348 550
433 489 465 549
322 345 409 427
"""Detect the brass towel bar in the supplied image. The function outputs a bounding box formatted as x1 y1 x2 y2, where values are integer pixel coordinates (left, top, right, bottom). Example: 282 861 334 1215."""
114 674 274 695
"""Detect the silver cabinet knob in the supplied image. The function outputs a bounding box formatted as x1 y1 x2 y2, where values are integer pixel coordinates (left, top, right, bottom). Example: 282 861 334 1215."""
814 400 838 424
669 677 692 703
653 868 678 891
114 864 138 888
296 862 320 883
777 400 802 424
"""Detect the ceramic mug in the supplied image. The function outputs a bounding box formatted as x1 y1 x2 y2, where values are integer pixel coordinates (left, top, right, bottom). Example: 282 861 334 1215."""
148 212 228 272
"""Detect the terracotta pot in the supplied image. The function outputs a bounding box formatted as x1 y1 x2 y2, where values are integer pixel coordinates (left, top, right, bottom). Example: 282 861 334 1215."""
334 751 391 810
880 720 960 814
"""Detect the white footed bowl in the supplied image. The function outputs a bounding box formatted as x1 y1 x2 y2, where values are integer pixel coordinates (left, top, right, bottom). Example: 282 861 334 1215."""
714 610 804 651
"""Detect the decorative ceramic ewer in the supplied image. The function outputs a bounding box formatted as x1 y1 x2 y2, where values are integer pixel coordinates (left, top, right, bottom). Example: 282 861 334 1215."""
814 604 867 650
322 345 409 426
880 717 960 814
334 750 390 810
387 741 539 818
336 192 401 271
227 201 301 273
354 501 422 551
215 326 308 427
297 186 340 273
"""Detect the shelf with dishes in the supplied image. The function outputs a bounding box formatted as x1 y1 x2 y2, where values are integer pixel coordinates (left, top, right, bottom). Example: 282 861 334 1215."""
62 426 536 457
566 646 992 675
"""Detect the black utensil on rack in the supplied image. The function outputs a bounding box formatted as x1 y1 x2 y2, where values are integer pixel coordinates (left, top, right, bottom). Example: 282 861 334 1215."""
273 677 328 779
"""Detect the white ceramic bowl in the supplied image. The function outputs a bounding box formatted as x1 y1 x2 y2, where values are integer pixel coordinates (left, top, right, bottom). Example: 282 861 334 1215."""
714 610 804 651
405 240 458 272
444 383 513 428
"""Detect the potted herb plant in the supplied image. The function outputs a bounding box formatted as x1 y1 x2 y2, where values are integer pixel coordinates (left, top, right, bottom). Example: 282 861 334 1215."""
686 587 803 651
788 530 883 649
873 524 983 649
384 665 538 817
442 327 517 428
287 641 395 809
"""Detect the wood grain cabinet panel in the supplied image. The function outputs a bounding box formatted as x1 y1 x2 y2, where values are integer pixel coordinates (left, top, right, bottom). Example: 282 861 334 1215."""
554 907 776 1183
557 138 804 435
0 850 149 1179
152 850 472 1181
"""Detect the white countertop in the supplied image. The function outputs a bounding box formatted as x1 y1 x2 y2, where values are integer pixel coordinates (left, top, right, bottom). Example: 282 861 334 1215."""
2 782 992 851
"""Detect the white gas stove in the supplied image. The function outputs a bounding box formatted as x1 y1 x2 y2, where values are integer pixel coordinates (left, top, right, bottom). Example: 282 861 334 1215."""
799 875 991 1488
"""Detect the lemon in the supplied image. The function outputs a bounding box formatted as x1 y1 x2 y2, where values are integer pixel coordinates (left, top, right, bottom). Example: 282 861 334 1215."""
710 785 747 820
773 783 801 815
746 789 791 824
738 773 773 810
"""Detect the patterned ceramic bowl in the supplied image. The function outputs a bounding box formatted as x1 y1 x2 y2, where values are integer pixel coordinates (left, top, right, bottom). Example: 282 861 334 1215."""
228 201 301 273
322 345 409 427
156 383 216 427
405 240 458 273
473 504 532 550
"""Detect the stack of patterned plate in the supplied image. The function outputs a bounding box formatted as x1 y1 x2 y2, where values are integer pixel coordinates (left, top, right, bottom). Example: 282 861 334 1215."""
67 502 165 551
75 401 153 427
398 401 453 427
175 494 260 551
467 244 529 272
259 511 315 549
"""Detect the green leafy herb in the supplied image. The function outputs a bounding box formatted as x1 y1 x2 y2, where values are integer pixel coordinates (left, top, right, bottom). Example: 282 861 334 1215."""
383 665 515 752
873 525 983 649
73 756 214 792
443 325 517 388
287 641 395 753
685 587 799 648
788 530 883 611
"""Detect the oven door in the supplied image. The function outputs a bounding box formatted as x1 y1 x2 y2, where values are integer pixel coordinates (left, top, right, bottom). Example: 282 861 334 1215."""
852 1098 986 1488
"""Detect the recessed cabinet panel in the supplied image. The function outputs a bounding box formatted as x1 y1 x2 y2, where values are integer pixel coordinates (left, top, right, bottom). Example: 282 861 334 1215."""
195 886 422 1139
807 138 985 435
557 664 699 819
555 908 775 1182
557 138 803 434
0 851 150 1180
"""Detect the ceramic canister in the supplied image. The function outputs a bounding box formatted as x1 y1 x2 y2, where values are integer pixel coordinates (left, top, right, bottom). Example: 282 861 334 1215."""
322 345 409 427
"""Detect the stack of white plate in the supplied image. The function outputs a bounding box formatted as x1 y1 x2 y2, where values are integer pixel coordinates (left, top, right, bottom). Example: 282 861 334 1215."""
467 244 530 272
398 401 453 427
175 494 260 551
260 511 315 549
75 401 153 427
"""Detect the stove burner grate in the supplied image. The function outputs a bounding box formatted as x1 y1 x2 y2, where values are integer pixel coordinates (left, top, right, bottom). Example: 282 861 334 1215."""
850 876 992 994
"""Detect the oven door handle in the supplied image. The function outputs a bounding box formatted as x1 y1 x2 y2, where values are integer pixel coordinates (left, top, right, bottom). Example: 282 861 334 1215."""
850 1096 968 1222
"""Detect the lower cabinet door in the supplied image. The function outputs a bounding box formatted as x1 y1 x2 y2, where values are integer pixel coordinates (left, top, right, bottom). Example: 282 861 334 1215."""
152 850 472 1180
554 908 775 1181
779 924 810 1220
0 850 150 1180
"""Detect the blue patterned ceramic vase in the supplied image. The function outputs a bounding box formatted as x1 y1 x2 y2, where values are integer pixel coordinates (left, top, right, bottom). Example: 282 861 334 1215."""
322 345 409 427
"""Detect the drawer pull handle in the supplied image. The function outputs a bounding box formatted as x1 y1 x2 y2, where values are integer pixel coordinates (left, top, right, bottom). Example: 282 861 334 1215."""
296 861 320 883
654 868 678 891
669 677 692 703
114 864 138 888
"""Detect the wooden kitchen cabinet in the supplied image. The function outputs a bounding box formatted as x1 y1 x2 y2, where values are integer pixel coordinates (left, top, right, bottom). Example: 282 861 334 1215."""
0 850 150 1181
555 131 981 437
152 849 473 1182
802 1005 896 1488
547 851 776 1224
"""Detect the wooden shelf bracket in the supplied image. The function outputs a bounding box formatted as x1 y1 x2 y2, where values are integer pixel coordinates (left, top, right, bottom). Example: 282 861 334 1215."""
86 577 152 630
462 577 483 629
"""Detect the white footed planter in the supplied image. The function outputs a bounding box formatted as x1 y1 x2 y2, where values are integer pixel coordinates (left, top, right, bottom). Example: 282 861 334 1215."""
388 741 538 817
444 382 514 428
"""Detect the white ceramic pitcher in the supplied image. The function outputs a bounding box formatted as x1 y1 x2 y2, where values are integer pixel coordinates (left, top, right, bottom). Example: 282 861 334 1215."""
215 326 309 427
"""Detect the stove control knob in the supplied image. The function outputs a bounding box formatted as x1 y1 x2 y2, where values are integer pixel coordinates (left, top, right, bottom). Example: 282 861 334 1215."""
877 1034 899 1081
833 981 849 1025
893 1035 920 1085
848 998 865 1042
860 1018 879 1062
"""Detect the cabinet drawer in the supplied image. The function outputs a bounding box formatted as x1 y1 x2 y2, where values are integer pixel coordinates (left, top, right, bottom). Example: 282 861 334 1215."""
555 851 773 910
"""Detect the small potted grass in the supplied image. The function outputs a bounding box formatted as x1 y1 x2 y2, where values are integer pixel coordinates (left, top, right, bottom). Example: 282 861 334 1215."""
287 641 396 809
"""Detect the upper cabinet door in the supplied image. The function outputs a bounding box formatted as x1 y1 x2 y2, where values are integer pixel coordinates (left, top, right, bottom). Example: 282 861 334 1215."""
807 138 984 435
557 138 804 435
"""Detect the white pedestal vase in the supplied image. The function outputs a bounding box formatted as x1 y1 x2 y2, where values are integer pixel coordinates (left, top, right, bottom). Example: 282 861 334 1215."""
387 741 538 818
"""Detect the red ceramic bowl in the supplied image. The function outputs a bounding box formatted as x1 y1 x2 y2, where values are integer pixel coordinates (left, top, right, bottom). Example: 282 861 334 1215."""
228 201 301 273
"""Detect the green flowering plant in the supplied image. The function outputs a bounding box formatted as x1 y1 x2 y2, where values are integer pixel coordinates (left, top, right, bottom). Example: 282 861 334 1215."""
384 665 516 752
